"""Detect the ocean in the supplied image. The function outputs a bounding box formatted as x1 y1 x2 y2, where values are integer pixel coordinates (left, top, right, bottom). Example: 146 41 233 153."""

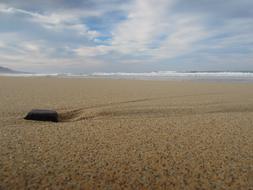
2 71 253 82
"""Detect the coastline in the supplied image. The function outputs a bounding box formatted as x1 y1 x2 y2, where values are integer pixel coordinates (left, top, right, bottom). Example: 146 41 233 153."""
2 71 253 83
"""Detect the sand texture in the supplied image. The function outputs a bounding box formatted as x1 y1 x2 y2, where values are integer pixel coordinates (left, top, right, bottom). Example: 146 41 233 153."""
0 77 253 189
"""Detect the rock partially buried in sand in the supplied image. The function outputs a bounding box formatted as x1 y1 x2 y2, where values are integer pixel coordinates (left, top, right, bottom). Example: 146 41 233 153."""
24 109 58 122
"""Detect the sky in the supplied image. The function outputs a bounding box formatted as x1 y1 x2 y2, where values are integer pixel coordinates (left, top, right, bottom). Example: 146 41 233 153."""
0 0 253 73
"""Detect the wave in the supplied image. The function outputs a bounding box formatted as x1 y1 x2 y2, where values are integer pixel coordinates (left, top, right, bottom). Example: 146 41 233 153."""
91 71 253 78
2 71 253 80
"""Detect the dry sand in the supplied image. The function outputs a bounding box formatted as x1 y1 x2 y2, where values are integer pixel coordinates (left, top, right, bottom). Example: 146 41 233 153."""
0 77 252 189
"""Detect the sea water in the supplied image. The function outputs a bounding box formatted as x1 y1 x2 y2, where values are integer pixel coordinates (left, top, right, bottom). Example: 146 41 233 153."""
2 71 253 82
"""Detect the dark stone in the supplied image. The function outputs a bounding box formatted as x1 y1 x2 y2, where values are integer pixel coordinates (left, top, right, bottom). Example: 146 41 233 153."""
24 109 58 122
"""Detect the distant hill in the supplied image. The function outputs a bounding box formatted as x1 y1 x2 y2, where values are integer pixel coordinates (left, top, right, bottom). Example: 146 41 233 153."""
0 66 29 74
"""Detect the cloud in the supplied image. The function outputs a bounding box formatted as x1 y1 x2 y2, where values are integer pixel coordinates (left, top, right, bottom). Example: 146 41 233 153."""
0 41 5 48
150 16 209 59
0 3 101 39
173 0 253 19
0 0 253 72
110 0 171 54
101 0 210 60
74 45 112 57
0 41 106 73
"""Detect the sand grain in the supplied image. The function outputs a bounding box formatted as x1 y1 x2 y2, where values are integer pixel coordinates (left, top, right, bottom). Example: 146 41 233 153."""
0 77 253 189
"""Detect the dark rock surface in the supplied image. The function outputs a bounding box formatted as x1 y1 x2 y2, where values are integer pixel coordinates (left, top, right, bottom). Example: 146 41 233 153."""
24 109 58 122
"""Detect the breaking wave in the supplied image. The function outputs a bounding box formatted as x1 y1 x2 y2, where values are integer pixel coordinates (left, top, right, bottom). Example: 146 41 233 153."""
2 71 253 81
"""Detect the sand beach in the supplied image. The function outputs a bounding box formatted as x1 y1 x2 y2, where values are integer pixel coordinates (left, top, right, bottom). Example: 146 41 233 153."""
0 76 252 189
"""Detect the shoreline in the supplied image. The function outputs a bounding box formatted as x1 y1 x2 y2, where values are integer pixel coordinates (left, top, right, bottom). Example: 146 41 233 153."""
1 75 253 83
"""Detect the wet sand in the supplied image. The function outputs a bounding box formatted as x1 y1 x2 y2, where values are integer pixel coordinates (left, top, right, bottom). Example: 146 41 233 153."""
0 77 252 189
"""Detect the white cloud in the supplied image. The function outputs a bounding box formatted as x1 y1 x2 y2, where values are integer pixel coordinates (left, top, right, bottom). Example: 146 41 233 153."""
0 41 5 48
21 42 41 52
208 19 253 49
106 0 209 60
0 3 100 39
111 0 171 54
1 1 253 72
74 45 112 57
0 45 105 72
150 15 209 59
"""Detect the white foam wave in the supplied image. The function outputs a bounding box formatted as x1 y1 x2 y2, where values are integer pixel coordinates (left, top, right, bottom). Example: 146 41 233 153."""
2 71 253 80
91 71 253 78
